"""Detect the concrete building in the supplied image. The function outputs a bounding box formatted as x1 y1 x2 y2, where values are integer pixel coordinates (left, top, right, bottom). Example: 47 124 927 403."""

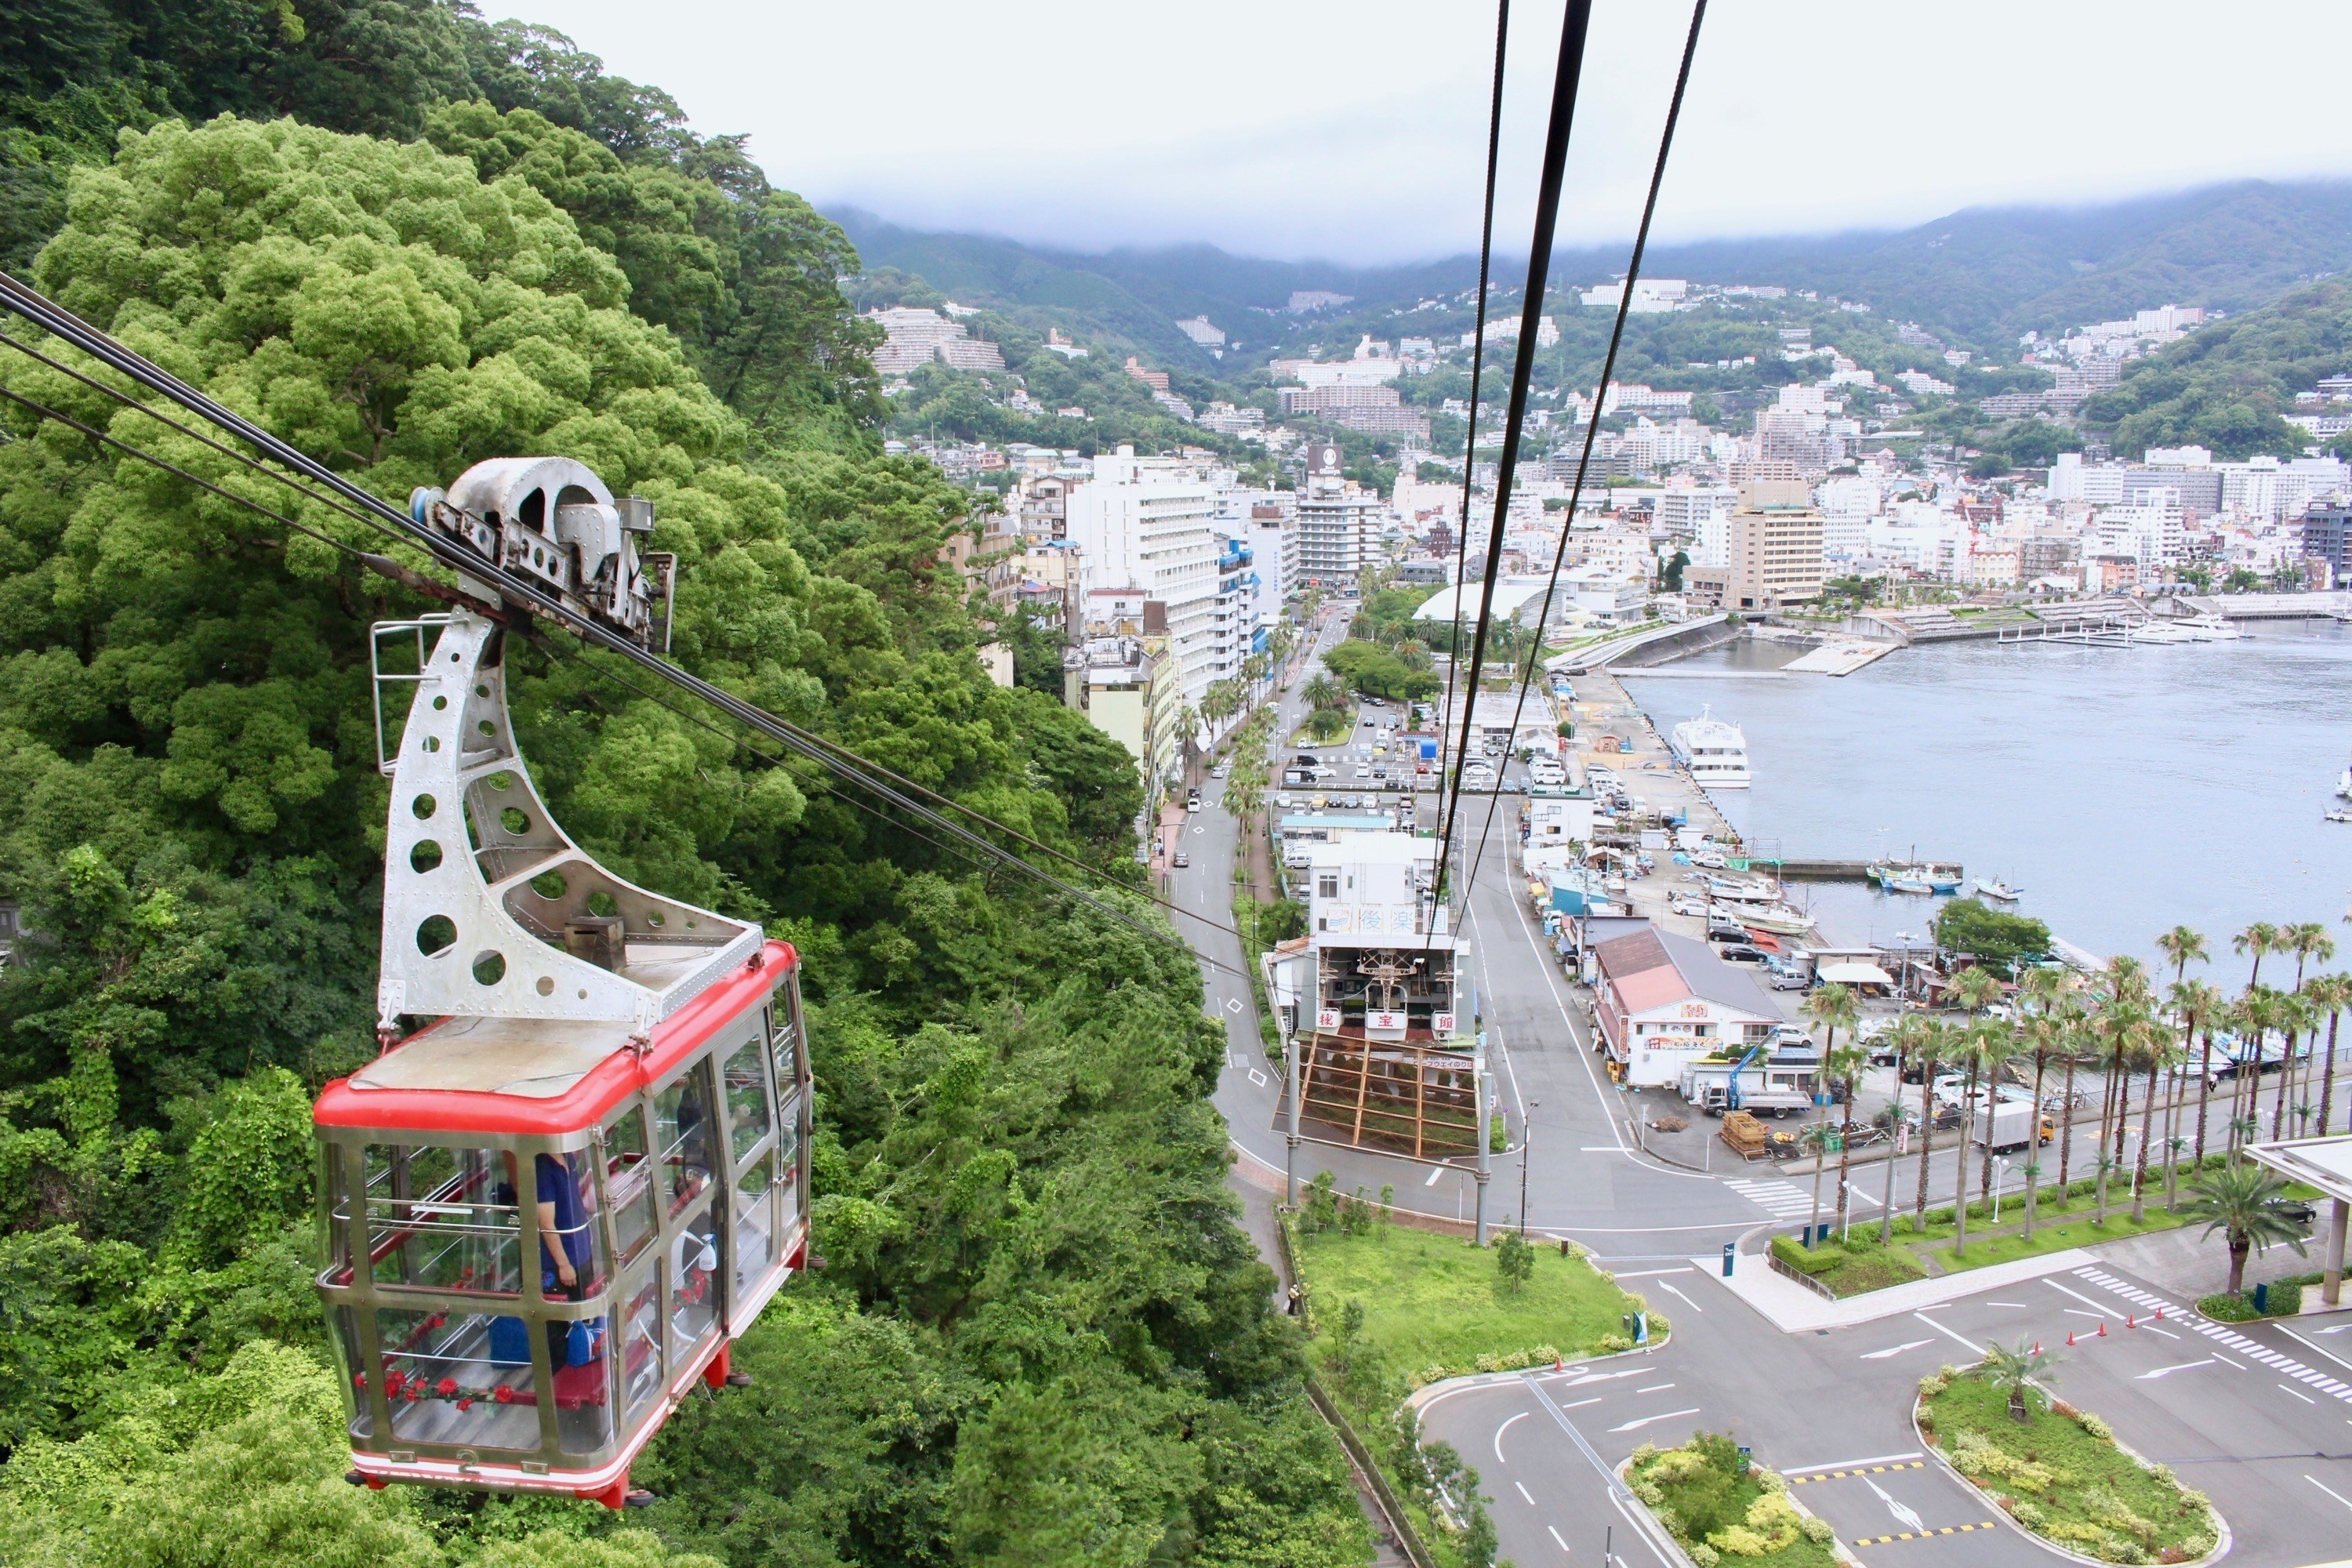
1065 447 1220 710
1724 480 1827 611
1591 924 1779 1087
1064 632 1180 814
1654 487 1738 558
1294 442 1381 590
2303 506 2352 579
866 307 1005 374
1301 836 1459 1040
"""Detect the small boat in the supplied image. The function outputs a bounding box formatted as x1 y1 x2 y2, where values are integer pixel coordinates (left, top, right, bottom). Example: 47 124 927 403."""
2328 808 2352 825
1973 876 2023 902
2339 762 2352 800
1705 875 1780 903
1740 902 1819 936
1888 873 1933 895
1927 866 1962 895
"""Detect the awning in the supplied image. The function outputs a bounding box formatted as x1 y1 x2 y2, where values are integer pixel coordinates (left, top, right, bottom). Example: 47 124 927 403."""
1817 961 1895 987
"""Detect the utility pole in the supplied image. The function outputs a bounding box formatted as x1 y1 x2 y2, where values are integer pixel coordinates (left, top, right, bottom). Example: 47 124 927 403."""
1285 1020 1301 1209
1474 1028 1491 1246
1521 1098 1539 1236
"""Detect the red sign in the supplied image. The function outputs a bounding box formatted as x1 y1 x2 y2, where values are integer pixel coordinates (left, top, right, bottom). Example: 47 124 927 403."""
1367 1011 1405 1030
1433 1012 1457 1034
1315 1009 1341 1030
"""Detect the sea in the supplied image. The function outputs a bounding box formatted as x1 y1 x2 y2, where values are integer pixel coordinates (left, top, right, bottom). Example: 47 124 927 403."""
1619 622 2352 968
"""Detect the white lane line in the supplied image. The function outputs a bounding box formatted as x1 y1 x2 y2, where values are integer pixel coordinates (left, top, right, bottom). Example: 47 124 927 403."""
1548 1523 1572 1553
2310 1474 2352 1513
2280 1384 2318 1404
1516 1479 1537 1505
1425 1164 1446 1187
2044 1278 2119 1314
1635 1384 1677 1395
2210 1350 2245 1369
1494 1409 1528 1464
1914 1312 1984 1356
1784 1451 1924 1475
1986 1301 2027 1308
2281 1324 2352 1375
1556 1396 1603 1410
2062 1308 2106 1320
1860 1339 1936 1361
2142 1325 2180 1340
1555 1368 1649 1388
1609 1267 1693 1279
1610 1407 1704 1433
1658 1281 1704 1313
2136 1359 2215 1380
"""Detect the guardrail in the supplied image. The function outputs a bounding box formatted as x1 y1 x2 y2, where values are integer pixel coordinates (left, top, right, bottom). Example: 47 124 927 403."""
1766 1247 1840 1302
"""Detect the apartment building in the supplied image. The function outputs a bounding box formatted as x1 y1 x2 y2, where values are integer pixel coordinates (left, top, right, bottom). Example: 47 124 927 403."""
1064 448 1220 710
865 307 1005 374
1294 442 1381 590
1724 479 1826 611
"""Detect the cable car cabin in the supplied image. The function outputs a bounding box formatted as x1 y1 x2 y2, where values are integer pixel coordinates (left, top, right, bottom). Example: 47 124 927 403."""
313 942 808 1506
316 466 811 1506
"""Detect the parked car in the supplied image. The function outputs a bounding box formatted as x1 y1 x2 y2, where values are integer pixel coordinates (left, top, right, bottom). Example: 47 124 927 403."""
1210 763 1229 779
1718 945 1769 966
1294 753 1319 767
1172 851 1189 868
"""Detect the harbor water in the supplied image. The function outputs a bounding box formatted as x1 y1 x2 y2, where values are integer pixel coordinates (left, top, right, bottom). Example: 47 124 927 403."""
1620 623 2352 965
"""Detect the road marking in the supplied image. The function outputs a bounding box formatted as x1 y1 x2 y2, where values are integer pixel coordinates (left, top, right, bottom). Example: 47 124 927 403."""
1658 1281 1704 1313
2061 1308 2107 1319
1864 1475 1926 1533
1494 1409 1528 1461
2142 1324 2180 1339
1425 1165 1445 1187
1913 1312 1984 1356
1248 1068 1267 1087
1608 1407 1702 1433
1608 1266 1693 1279
1557 1396 1603 1410
2311 1475 2352 1513
2210 1350 2245 1369
1853 1523 1998 1545
1635 1383 1677 1394
1515 1479 1536 1505
1985 1301 2027 1308
1224 996 1243 1014
2135 1359 2214 1380
2281 1324 2352 1375
1722 1177 1821 1220
1547 1523 1571 1552
1860 1339 1935 1361
2043 1277 2119 1314
2280 1384 2318 1404
1784 1453 1923 1476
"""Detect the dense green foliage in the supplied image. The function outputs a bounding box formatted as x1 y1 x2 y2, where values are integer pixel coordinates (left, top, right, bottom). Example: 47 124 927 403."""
1931 900 2052 976
2079 278 2350 458
1321 640 1436 703
0 74 1362 1568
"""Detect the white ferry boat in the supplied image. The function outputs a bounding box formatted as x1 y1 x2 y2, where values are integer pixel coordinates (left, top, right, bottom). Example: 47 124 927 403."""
1669 707 1751 789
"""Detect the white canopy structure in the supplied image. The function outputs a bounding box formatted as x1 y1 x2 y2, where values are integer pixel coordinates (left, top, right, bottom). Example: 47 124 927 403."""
1816 960 1896 989
2241 1134 2352 1308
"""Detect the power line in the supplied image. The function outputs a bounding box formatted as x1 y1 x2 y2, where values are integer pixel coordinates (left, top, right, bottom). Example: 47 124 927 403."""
1428 0 1599 942
1459 0 1711 920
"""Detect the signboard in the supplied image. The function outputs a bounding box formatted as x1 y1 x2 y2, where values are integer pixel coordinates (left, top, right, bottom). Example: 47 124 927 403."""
1367 1011 1405 1031
1316 1009 1341 1030
1679 1002 1711 1019
1433 1013 1457 1034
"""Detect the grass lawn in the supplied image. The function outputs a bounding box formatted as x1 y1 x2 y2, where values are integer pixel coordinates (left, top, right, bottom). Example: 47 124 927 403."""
1630 1435 1838 1567
1291 1220 1636 1380
1922 1207 2183 1272
1920 1374 2216 1564
1788 1189 2194 1295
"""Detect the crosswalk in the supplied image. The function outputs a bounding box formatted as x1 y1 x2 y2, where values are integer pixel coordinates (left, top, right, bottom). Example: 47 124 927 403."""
2072 1267 2352 1406
1723 1176 1879 1221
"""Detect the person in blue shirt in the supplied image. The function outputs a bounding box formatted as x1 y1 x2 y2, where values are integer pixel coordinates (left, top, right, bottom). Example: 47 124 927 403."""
535 1149 595 1297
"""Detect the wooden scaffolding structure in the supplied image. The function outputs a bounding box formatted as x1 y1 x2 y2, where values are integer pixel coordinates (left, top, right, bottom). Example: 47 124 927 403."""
1285 1033 1479 1159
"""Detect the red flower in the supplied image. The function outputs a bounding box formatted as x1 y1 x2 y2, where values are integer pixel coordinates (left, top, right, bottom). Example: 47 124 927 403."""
404 1384 421 1401
494 1385 514 1404
354 1373 367 1389
435 1377 458 1398
456 1399 474 1411
383 1370 404 1395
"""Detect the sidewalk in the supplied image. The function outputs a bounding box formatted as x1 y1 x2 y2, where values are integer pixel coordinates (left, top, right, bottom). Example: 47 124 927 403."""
1698 1245 2102 1332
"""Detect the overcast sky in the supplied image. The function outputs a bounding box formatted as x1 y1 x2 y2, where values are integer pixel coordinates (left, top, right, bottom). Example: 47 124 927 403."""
515 1 2352 266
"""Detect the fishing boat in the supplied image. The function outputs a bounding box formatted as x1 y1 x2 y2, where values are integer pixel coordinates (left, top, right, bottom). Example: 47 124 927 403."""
1705 874 1781 903
1972 876 2023 902
2328 808 2352 825
1739 902 1818 936
1887 873 1934 895
1926 865 1963 895
1668 708 1751 789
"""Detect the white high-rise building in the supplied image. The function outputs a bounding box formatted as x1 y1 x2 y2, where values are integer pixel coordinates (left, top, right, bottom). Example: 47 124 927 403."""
1065 447 1220 710
1657 486 1737 568
1294 443 1381 590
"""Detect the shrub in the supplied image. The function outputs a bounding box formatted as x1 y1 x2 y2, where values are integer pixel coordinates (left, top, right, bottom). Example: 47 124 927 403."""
1707 1523 1771 1556
2079 1413 2113 1442
2197 1293 2257 1322
2262 1279 2303 1316
1632 1479 1665 1507
1769 1235 1845 1275
1799 1515 1834 1544
1597 1332 1633 1353
1687 1546 1721 1568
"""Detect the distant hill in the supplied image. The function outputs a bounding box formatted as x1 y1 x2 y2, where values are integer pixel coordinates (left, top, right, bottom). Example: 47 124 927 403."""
2077 277 2352 459
833 179 2352 362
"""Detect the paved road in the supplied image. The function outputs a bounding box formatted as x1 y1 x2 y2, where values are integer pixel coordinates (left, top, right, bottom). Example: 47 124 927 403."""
1185 615 2352 1567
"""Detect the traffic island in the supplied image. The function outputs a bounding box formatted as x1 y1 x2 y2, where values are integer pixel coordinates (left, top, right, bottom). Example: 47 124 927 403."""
1621 1434 1841 1568
1915 1367 2222 1566
1283 1200 1657 1568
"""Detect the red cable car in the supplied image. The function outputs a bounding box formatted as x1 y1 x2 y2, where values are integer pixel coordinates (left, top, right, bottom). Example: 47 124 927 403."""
313 459 809 1506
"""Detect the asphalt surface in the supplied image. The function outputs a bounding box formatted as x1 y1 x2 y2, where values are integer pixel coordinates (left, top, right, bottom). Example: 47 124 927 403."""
1182 610 2352 1567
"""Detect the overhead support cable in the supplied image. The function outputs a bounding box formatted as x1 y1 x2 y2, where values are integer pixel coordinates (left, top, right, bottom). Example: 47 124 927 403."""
1458 0 1711 918
0 277 1253 970
1426 0 1599 950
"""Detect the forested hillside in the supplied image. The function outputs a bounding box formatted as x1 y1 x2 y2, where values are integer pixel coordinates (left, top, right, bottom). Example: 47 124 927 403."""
2078 277 2351 459
0 10 1372 1567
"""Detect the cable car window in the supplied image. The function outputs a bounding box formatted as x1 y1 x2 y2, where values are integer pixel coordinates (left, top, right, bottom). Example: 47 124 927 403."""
532 1148 606 1301
775 1119 800 1200
322 1146 354 1283
620 1276 662 1425
654 1062 716 1220
601 1105 657 1267
733 1152 773 1288
670 1196 721 1358
376 1305 539 1450
770 1009 800 1091
722 1034 771 1160
365 1144 521 1295
332 1306 373 1439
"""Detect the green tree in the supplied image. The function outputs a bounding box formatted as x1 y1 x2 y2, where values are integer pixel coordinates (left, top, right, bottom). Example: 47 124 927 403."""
1932 899 2051 977
1969 1338 2059 1423
2176 1164 2310 1294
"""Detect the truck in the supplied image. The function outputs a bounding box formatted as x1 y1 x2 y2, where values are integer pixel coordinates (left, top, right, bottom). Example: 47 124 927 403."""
1969 1095 2054 1153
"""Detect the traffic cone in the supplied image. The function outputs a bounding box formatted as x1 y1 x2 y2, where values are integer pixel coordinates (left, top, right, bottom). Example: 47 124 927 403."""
2096 1322 2107 1337
2067 1330 2076 1345
2154 1307 2163 1320
2034 1343 2042 1356
2126 1313 2136 1329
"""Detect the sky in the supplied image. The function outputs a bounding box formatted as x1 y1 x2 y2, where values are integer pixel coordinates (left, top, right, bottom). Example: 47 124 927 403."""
513 1 2352 266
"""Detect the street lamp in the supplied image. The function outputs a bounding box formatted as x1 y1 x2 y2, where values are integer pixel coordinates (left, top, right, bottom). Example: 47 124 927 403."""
1991 1156 2011 1225
1519 1098 1539 1237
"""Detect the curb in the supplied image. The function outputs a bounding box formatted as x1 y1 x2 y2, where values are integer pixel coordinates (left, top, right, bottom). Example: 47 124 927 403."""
1908 1391 2230 1568
1610 1450 1858 1568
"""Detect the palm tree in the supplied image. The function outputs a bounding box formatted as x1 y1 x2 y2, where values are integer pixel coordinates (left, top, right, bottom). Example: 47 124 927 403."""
2229 987 2282 1152
2014 1006 2066 1240
2307 973 2351 1138
1799 983 1859 1241
2086 1003 2149 1224
2176 978 2225 1166
2130 1013 2182 1223
2272 989 2316 1142
1911 1018 1950 1235
2055 996 2089 1192
2176 1164 2311 1294
2234 920 2280 992
1882 1013 1935 1244
1950 1023 2004 1257
2285 921 2335 992
2156 925 2209 992
1828 1036 1871 1231
1971 1024 2022 1208
1969 1338 2060 1423
1301 673 1344 713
